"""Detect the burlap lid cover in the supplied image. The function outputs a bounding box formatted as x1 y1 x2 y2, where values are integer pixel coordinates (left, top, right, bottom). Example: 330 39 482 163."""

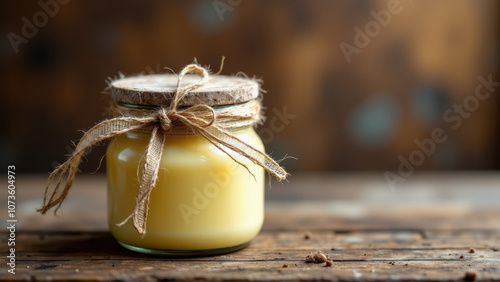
110 74 260 107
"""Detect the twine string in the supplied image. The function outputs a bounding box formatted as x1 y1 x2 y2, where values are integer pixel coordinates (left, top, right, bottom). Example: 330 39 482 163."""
39 63 287 237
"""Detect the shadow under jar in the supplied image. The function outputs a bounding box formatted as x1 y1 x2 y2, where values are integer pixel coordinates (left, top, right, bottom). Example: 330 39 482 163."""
106 74 265 256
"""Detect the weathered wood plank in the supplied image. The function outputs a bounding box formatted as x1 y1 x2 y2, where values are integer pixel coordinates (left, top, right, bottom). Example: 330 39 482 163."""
3 173 500 232
1 230 499 281
1 173 499 281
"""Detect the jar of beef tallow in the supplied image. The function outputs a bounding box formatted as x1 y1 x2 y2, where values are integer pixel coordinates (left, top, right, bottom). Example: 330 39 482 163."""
105 70 284 256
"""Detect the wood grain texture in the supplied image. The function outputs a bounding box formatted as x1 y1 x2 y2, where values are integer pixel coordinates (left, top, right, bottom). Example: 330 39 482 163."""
2 230 499 281
110 74 260 107
0 173 499 281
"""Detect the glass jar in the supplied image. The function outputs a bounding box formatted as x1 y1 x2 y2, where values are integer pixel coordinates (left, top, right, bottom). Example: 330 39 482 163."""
106 74 267 256
106 124 265 255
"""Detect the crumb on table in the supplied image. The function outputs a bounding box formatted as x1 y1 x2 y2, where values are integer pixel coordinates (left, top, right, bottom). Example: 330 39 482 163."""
304 232 311 240
305 251 329 263
464 271 477 281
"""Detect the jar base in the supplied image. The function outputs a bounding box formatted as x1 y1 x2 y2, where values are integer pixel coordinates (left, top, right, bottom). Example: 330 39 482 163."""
118 241 251 257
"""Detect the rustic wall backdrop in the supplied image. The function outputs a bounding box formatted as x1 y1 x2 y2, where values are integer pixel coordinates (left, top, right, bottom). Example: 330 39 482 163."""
1 0 499 173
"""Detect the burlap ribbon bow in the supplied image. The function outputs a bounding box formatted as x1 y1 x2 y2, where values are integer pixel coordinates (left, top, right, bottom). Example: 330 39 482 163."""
39 64 288 236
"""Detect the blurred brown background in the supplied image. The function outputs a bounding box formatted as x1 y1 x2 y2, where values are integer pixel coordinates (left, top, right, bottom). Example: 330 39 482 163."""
0 0 499 174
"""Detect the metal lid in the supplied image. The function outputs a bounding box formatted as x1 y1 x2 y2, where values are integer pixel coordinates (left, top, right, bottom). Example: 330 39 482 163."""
109 74 259 107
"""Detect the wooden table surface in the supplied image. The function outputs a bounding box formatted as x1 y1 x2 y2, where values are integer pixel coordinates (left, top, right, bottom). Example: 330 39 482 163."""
1 172 499 281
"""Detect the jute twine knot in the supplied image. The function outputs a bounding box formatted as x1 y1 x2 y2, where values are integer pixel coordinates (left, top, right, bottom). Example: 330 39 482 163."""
39 63 288 237
157 108 172 131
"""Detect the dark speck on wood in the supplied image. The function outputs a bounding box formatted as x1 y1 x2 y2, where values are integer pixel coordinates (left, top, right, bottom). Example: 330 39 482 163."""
35 264 58 270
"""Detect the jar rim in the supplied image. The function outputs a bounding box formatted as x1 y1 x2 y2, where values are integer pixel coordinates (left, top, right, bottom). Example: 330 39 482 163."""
116 100 256 111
